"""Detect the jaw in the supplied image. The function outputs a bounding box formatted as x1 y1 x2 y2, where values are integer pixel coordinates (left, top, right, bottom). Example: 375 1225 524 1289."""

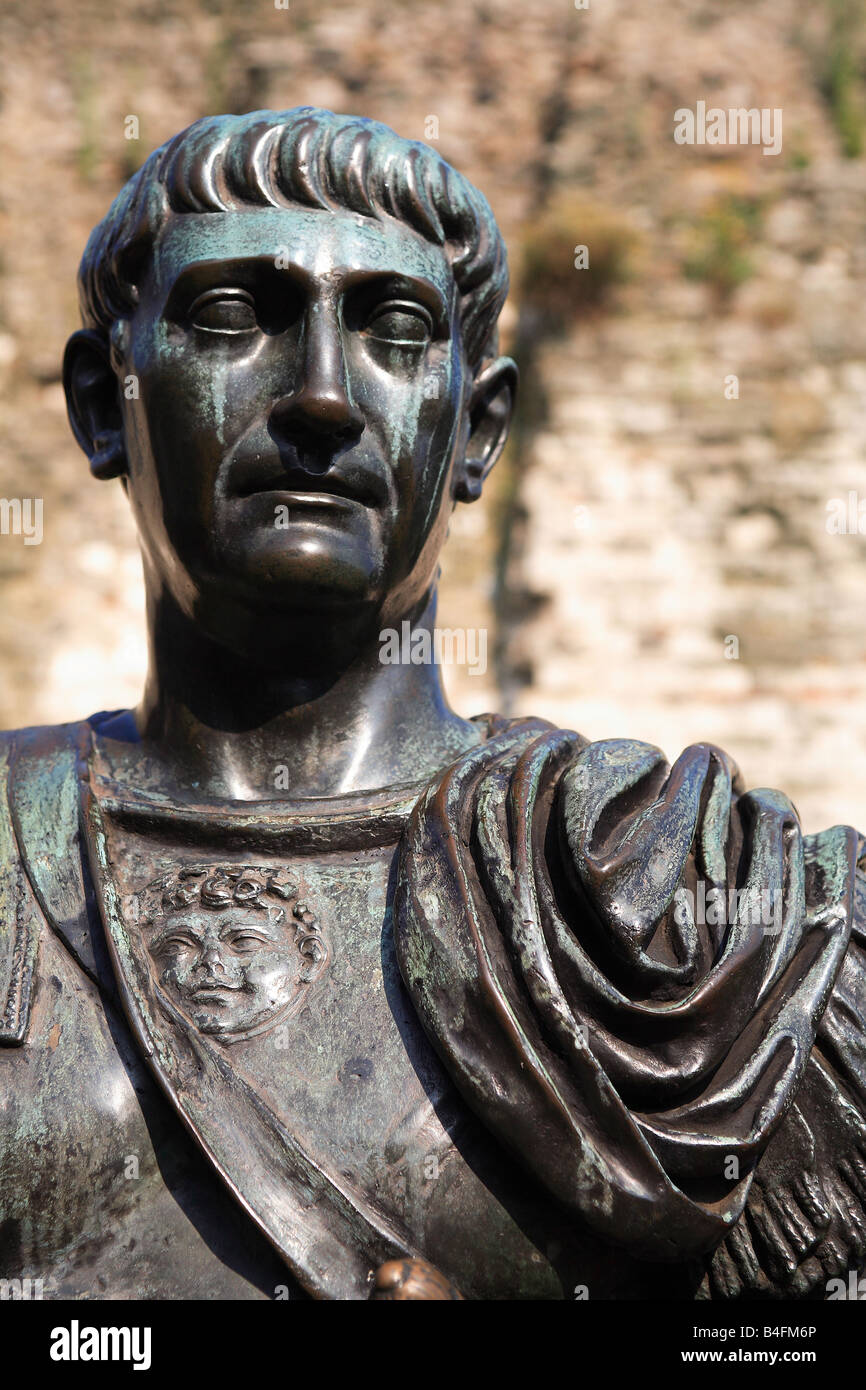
134 479 458 671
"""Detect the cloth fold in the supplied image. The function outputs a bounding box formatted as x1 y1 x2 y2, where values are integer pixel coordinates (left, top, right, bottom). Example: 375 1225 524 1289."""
394 717 858 1260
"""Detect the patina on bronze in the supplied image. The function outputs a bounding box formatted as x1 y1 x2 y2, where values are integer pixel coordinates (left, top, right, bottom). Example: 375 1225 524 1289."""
1 108 865 1301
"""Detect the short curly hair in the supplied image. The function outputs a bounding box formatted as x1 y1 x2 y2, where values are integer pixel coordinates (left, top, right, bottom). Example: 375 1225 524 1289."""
77 106 510 370
150 863 299 915
138 863 326 966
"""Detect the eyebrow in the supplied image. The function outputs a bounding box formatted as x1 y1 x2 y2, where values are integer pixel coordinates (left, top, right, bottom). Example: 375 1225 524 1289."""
339 269 450 322
162 257 450 325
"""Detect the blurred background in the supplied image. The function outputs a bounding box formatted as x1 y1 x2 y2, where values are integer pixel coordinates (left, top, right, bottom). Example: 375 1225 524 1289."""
1 0 866 831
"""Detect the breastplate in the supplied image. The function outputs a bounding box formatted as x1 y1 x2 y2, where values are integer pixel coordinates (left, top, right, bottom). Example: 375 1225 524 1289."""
1 748 628 1300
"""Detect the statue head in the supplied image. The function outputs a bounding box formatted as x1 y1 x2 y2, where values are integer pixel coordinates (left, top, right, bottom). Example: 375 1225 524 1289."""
63 108 516 659
140 863 329 1040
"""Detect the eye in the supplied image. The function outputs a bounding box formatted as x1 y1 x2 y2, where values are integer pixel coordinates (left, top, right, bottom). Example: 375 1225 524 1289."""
362 300 433 346
156 931 200 956
227 932 268 954
189 289 257 333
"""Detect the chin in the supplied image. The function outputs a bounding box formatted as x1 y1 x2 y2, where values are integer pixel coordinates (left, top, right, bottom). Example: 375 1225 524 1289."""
216 511 384 601
191 544 384 641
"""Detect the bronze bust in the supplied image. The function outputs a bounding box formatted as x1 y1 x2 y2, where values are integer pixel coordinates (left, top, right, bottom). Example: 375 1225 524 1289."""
1 107 865 1301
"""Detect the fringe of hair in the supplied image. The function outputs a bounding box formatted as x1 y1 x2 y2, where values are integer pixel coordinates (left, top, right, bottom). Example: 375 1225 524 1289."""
77 107 509 368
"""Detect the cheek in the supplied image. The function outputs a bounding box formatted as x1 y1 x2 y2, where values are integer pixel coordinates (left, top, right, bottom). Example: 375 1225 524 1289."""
422 347 465 466
161 960 187 988
122 331 213 511
385 354 464 488
128 325 262 458
243 953 295 994
349 340 461 455
418 384 463 478
394 376 465 548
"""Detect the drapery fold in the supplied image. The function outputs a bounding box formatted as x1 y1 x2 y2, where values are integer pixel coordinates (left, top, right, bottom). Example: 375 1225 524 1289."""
395 716 858 1260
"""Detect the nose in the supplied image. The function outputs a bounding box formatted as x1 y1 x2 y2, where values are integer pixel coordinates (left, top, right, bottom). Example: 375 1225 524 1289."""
195 944 226 977
270 297 364 444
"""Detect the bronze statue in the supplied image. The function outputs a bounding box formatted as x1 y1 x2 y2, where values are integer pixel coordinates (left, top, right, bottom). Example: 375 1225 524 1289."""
1 107 865 1301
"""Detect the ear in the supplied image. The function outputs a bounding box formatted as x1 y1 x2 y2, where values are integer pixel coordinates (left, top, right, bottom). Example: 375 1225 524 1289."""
453 355 518 504
63 329 127 481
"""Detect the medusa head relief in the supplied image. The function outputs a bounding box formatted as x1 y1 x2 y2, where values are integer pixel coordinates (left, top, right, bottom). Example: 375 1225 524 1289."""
136 864 331 1042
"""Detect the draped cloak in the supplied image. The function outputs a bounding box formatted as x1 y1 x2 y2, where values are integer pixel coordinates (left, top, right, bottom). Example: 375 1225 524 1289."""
394 715 866 1295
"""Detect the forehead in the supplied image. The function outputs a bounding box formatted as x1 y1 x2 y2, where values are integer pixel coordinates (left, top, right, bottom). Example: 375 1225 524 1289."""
158 907 282 934
151 206 456 299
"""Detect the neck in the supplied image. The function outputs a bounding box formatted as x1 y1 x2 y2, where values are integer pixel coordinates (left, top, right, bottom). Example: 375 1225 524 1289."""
133 586 482 800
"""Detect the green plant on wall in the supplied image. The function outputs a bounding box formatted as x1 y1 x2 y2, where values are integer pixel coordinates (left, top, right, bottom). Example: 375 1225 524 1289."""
818 0 866 158
681 193 764 304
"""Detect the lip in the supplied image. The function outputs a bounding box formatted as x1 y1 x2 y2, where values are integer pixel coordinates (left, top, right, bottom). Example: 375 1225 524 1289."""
230 455 388 509
242 489 362 511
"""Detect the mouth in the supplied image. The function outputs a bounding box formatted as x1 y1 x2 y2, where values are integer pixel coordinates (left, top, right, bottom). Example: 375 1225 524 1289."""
230 450 387 510
190 983 242 999
240 485 365 512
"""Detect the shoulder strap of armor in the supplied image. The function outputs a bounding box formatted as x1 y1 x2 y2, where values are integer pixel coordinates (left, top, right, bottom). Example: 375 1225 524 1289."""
0 721 94 1043
0 732 37 1043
